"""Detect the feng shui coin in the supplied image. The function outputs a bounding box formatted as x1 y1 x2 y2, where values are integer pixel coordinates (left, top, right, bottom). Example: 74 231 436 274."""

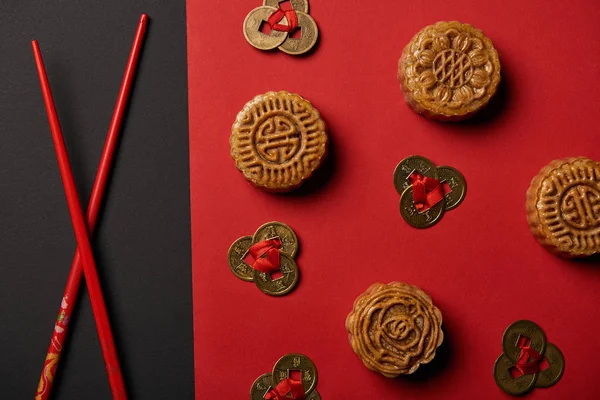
306 390 321 400
535 343 565 388
393 155 438 195
227 236 254 282
437 166 467 211
272 353 318 396
399 186 445 229
493 353 537 396
253 253 299 296
244 6 288 51
253 221 298 258
250 373 273 400
502 320 547 364
263 0 309 12
278 12 319 55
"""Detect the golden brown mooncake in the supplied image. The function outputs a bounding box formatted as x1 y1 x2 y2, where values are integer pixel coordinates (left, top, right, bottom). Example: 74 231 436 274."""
526 157 600 258
398 21 501 121
230 91 328 192
345 282 444 378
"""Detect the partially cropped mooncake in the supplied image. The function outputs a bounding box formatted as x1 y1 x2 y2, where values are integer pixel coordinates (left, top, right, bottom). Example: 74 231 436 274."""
526 157 600 258
230 91 328 192
398 21 501 121
346 282 444 377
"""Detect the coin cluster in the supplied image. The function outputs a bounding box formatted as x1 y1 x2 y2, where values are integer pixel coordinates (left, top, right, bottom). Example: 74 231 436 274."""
243 0 319 55
393 155 467 228
228 221 300 296
250 354 320 400
494 320 565 396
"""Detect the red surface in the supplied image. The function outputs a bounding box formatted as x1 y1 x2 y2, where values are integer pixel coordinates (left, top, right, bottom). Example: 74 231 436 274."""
33 16 147 400
187 1 600 398
33 42 127 399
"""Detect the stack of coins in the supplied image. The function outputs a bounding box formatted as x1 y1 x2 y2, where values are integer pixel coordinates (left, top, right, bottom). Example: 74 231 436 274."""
243 0 319 55
494 320 565 396
393 155 467 228
228 221 300 296
250 354 321 399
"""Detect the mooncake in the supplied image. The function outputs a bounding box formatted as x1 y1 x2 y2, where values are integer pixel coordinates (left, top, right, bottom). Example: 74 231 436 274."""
345 282 444 377
230 91 328 192
526 157 600 258
398 21 501 121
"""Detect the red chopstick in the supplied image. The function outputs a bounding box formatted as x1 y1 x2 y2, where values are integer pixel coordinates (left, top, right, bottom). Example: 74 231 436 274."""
33 39 127 400
32 14 147 400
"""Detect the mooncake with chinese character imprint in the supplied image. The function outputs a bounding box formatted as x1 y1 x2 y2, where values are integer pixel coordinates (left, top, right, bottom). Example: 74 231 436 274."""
230 91 328 192
526 157 600 258
346 282 444 377
398 21 501 121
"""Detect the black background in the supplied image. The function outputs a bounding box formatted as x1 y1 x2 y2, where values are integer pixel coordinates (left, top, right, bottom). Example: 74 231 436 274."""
0 1 193 399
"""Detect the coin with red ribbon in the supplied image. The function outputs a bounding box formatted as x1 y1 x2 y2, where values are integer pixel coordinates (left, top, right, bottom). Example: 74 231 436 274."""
272 353 318 397
264 0 309 13
250 354 321 400
494 320 565 396
227 221 300 296
250 374 322 400
243 0 319 55
394 155 467 228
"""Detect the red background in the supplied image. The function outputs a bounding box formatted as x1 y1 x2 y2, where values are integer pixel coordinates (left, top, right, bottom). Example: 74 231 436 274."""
187 1 600 398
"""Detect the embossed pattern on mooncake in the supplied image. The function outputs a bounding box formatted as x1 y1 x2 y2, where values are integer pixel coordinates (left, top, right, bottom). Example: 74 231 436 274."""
398 21 501 121
526 157 600 258
230 91 328 191
345 282 444 378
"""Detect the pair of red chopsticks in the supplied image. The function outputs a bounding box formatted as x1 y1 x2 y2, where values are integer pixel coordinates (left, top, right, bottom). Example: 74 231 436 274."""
32 14 148 400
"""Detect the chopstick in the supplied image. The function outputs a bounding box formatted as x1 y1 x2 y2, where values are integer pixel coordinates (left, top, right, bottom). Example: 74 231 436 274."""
32 39 127 400
32 14 147 400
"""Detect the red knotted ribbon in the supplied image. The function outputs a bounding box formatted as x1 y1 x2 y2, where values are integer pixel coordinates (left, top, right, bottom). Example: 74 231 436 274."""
266 8 299 33
243 238 282 274
513 336 544 376
408 172 446 212
264 379 305 400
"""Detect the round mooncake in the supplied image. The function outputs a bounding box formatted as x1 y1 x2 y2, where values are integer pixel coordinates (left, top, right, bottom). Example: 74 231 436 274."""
526 157 600 258
345 282 444 377
398 21 501 121
230 91 328 192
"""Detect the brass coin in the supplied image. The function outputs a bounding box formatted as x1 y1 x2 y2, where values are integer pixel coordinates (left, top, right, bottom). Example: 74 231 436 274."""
494 353 537 396
502 320 547 364
278 12 319 55
535 343 565 388
250 373 273 400
393 155 438 195
253 221 298 258
227 236 254 282
399 186 445 229
307 390 321 400
253 253 299 296
437 166 467 211
244 6 288 51
272 353 318 396
263 0 309 12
